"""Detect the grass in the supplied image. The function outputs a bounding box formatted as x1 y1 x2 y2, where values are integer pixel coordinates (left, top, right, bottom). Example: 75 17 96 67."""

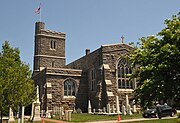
5 113 180 123
70 113 142 122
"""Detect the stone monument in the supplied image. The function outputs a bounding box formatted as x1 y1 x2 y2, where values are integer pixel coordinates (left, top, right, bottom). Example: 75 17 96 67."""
32 85 41 121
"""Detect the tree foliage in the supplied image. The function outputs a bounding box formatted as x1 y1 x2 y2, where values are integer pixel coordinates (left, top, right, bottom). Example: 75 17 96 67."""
0 41 36 116
129 13 180 108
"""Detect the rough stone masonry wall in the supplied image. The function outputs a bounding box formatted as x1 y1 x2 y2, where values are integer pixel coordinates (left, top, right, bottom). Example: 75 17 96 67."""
45 68 88 112
34 35 66 68
101 43 135 107
66 48 104 109
34 22 66 71
35 36 65 57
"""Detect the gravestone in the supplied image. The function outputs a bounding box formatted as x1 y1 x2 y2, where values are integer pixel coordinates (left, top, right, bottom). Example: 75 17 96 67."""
8 107 15 122
122 105 126 115
116 96 121 114
65 110 68 121
46 107 51 118
106 104 111 113
68 110 72 121
133 105 137 113
88 100 92 114
112 105 115 113
125 95 129 110
127 105 132 115
103 107 106 113
93 108 96 113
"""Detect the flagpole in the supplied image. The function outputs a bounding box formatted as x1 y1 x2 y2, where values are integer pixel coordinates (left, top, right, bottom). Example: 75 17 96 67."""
40 6 42 22
40 3 42 22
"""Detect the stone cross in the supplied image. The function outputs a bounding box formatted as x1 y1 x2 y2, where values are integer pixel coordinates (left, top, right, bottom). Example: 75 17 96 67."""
121 36 124 43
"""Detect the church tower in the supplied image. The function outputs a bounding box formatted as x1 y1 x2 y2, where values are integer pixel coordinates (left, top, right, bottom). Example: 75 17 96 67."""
33 22 66 75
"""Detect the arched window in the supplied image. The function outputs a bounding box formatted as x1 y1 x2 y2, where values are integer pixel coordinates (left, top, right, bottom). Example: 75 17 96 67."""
64 79 76 96
117 58 133 89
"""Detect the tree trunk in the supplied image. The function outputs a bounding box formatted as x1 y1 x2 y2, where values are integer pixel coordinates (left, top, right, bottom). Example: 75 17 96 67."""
0 110 3 123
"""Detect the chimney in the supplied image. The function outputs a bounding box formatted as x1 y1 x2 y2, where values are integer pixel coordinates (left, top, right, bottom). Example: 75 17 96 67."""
86 49 90 55
35 22 45 34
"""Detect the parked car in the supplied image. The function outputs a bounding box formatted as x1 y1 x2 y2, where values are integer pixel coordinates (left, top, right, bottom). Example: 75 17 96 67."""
142 105 177 118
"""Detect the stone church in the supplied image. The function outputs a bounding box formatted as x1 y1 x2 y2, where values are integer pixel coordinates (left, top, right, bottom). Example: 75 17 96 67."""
32 22 136 113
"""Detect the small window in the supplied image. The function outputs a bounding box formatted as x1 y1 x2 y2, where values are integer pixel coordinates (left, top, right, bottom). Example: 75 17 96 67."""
64 80 76 96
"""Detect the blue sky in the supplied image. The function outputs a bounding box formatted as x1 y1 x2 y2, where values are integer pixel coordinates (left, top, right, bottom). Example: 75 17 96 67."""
0 0 179 70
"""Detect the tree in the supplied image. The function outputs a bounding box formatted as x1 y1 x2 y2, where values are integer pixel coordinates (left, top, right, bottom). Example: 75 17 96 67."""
0 41 36 122
129 12 180 108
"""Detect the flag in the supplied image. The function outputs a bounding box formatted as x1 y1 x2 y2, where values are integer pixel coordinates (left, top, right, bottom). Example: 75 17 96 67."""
35 7 40 14
35 4 41 14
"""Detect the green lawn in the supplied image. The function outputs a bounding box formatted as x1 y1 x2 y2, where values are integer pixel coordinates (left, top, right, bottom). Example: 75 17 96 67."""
5 113 180 123
52 113 142 122
71 113 142 122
